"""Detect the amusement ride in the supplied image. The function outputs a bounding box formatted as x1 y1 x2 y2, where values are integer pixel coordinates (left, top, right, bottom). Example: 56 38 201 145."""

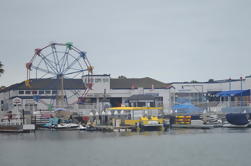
25 42 93 110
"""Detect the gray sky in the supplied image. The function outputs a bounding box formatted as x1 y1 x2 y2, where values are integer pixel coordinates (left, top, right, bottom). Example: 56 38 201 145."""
0 0 251 86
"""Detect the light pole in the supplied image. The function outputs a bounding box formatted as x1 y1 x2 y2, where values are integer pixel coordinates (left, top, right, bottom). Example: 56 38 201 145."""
228 78 231 107
240 77 243 107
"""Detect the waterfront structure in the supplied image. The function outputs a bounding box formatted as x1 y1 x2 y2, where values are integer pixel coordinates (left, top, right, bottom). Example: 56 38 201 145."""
172 76 251 101
171 76 251 113
0 75 174 115
1 74 251 114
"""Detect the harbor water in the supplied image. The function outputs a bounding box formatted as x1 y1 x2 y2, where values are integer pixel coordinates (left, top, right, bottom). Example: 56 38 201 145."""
0 128 251 166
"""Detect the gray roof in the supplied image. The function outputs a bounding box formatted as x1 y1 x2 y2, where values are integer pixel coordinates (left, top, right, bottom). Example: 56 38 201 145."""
0 79 85 92
110 77 170 89
171 79 241 84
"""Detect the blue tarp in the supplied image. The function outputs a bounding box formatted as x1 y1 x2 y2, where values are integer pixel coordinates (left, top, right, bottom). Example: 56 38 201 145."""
172 103 203 114
226 113 249 125
175 98 191 104
216 90 250 97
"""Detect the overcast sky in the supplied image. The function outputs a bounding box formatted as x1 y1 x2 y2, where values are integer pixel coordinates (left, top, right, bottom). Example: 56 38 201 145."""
0 0 251 86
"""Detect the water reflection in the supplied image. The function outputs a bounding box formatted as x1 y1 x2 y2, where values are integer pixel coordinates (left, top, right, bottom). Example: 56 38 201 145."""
1 128 251 141
1 128 251 166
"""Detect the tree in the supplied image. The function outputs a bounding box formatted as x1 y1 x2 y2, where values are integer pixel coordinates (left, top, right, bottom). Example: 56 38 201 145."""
190 80 198 83
208 79 214 83
0 86 6 90
0 61 4 76
118 75 127 79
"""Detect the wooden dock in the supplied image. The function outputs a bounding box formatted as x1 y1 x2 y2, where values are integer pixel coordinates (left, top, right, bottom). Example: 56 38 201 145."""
0 124 35 133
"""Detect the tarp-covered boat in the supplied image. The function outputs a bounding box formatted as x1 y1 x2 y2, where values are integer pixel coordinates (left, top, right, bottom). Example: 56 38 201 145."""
226 113 249 125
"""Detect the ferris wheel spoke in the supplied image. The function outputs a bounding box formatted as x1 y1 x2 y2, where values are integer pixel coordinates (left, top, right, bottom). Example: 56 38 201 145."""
60 48 70 73
39 53 59 74
31 65 57 76
51 45 60 73
70 67 83 71
56 47 69 73
72 72 82 78
40 72 49 78
68 90 81 99
62 56 81 74
64 69 88 76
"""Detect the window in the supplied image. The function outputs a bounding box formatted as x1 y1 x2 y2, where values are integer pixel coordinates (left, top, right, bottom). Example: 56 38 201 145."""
19 91 24 94
32 90 37 95
25 91 31 94
52 90 57 94
137 102 146 107
95 78 102 83
103 78 109 82
45 90 51 94
84 78 93 83
39 90 44 94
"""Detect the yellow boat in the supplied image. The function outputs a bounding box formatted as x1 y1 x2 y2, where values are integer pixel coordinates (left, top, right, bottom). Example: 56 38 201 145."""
106 107 166 131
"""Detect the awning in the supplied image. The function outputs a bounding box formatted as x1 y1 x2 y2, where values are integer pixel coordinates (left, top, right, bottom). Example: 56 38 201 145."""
216 90 250 97
172 103 203 114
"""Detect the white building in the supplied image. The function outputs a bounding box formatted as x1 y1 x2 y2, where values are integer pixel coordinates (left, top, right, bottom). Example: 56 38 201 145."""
171 76 251 111
0 75 174 114
2 74 251 114
173 76 251 93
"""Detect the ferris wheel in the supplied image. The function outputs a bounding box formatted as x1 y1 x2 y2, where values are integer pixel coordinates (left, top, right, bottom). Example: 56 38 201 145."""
25 42 93 109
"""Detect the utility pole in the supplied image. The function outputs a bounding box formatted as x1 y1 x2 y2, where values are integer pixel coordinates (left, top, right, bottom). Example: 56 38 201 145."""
240 77 243 107
228 78 231 107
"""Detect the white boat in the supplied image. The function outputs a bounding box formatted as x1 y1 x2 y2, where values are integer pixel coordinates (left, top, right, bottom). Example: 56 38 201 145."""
55 123 79 129
77 124 87 130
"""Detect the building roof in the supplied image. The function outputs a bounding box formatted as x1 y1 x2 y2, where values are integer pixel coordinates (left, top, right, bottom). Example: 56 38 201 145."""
1 77 171 93
110 77 171 89
171 78 242 84
0 79 85 92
